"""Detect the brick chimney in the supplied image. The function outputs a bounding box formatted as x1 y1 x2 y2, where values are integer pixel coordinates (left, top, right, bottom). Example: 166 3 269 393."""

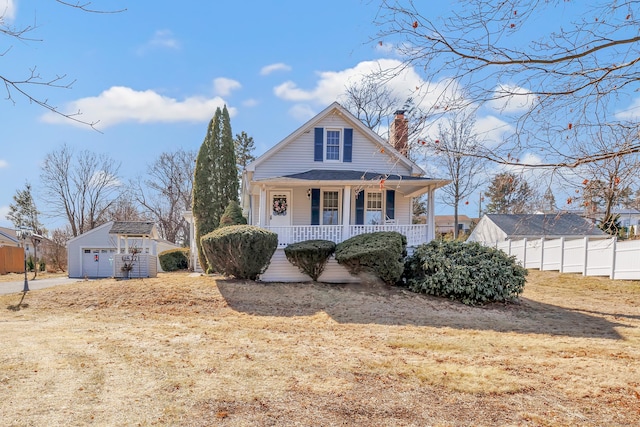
389 110 409 157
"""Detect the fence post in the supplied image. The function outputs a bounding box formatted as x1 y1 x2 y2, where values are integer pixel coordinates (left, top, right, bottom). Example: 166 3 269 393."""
610 237 617 280
559 237 565 273
508 239 512 255
583 236 589 276
539 237 545 270
522 238 527 268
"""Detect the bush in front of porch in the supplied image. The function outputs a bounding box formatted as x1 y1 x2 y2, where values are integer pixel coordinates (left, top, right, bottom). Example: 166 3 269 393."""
284 240 336 281
158 248 190 272
201 225 278 280
335 232 407 286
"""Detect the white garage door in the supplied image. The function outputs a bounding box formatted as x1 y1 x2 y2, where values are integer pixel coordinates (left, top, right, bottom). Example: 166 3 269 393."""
82 248 116 278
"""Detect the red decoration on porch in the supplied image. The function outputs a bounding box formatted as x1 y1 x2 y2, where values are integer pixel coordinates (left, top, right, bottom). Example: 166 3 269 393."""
379 179 386 189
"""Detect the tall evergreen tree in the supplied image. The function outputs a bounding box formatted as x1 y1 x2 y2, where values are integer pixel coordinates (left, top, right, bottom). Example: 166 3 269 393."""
485 172 536 214
234 131 256 181
192 105 238 271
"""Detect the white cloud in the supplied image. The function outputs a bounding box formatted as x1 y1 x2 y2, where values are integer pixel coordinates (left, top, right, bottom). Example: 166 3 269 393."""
0 159 8 168
260 63 292 76
136 30 181 54
213 77 241 97
40 86 233 129
488 84 536 114
474 115 513 147
1 0 16 21
615 97 640 121
288 104 316 122
242 98 259 107
274 59 428 106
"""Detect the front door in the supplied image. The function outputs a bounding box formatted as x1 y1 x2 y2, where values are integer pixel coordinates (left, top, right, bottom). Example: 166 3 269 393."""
269 191 291 228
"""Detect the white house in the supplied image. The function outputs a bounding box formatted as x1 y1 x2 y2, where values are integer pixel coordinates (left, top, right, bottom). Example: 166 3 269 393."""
67 221 179 278
434 215 476 236
228 102 447 282
467 213 608 245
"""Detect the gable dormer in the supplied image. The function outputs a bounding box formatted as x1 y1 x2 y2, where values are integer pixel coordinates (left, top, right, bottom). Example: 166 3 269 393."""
313 127 353 163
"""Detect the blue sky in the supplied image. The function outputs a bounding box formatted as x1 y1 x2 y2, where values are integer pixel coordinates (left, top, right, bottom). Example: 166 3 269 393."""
2 1 637 230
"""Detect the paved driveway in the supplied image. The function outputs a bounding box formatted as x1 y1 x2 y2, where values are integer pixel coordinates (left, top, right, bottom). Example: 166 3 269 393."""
0 277 87 295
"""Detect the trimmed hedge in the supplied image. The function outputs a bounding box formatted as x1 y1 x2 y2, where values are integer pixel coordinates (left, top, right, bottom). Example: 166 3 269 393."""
404 240 527 305
158 248 190 272
284 239 336 281
219 200 248 228
335 231 406 285
201 225 278 280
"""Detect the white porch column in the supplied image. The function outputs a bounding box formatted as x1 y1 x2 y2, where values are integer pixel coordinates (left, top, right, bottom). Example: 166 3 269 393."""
427 187 436 241
259 185 267 227
342 186 352 241
116 235 121 254
124 235 129 254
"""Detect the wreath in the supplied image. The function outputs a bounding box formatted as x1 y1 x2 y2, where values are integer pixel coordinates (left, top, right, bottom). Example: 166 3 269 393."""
273 197 287 216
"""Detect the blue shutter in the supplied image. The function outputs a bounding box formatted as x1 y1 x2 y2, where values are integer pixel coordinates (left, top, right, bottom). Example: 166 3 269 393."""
385 189 395 221
311 188 321 225
355 191 365 225
314 128 324 162
343 128 353 163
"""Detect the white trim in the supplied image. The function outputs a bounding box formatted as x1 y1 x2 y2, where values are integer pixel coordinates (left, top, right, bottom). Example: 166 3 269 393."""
323 128 343 162
320 188 342 225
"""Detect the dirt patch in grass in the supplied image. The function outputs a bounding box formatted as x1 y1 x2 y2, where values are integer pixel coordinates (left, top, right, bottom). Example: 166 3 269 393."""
0 270 638 426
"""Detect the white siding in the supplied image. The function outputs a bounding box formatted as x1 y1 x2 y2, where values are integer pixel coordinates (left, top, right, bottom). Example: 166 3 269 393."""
467 217 507 244
259 249 360 283
67 222 115 278
254 115 413 180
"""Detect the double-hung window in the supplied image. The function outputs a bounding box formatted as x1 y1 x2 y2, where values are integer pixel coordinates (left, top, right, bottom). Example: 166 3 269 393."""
322 190 340 225
325 129 341 161
365 192 383 225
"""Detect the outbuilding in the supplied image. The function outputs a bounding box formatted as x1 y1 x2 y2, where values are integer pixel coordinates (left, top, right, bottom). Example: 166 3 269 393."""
67 221 179 278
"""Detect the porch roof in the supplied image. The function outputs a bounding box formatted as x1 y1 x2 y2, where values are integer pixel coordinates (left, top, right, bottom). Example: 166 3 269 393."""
252 169 449 197
109 221 156 237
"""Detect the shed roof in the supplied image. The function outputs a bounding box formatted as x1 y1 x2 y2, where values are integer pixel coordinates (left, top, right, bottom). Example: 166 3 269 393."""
109 221 156 236
486 213 606 237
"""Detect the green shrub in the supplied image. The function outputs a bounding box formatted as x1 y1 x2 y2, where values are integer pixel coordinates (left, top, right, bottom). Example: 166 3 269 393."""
284 239 336 281
27 256 35 272
404 240 527 305
159 248 190 272
219 200 248 228
39 260 46 272
335 231 406 285
201 225 278 280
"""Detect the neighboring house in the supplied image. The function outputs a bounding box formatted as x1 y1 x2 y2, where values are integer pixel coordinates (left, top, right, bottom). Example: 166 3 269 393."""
0 227 19 247
434 215 476 236
467 213 608 245
223 101 447 282
67 221 179 278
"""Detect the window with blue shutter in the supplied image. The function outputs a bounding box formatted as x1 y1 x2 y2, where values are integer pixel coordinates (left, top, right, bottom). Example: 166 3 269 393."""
343 128 353 162
311 188 321 225
385 190 395 221
355 191 365 225
314 128 323 162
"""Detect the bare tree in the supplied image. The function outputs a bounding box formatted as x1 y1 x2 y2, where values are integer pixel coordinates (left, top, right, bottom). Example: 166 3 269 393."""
575 126 640 232
485 172 537 214
376 1 640 168
1 2 125 128
424 111 485 238
132 148 195 244
40 144 121 237
104 192 150 222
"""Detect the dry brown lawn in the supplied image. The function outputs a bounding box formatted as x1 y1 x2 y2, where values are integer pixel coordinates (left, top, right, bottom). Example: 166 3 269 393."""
0 271 68 283
0 270 638 426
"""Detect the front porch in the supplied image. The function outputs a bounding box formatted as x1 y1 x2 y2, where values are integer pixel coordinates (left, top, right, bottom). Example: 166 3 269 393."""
264 224 428 248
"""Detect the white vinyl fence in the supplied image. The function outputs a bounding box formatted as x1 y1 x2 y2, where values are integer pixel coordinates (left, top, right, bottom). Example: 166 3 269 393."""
494 237 640 280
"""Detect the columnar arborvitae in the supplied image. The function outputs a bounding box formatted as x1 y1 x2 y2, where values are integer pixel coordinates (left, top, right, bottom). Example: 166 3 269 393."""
192 105 239 271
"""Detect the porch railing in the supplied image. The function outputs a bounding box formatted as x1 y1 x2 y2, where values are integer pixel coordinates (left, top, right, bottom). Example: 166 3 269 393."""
264 224 428 248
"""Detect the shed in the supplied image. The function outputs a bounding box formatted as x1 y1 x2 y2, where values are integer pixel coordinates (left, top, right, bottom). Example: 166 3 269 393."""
67 221 179 278
467 213 608 245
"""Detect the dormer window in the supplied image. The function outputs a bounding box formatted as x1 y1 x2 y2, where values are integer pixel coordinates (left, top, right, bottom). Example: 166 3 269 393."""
325 129 341 161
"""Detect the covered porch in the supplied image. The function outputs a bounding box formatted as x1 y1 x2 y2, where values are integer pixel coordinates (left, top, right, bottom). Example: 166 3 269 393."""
243 169 448 248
